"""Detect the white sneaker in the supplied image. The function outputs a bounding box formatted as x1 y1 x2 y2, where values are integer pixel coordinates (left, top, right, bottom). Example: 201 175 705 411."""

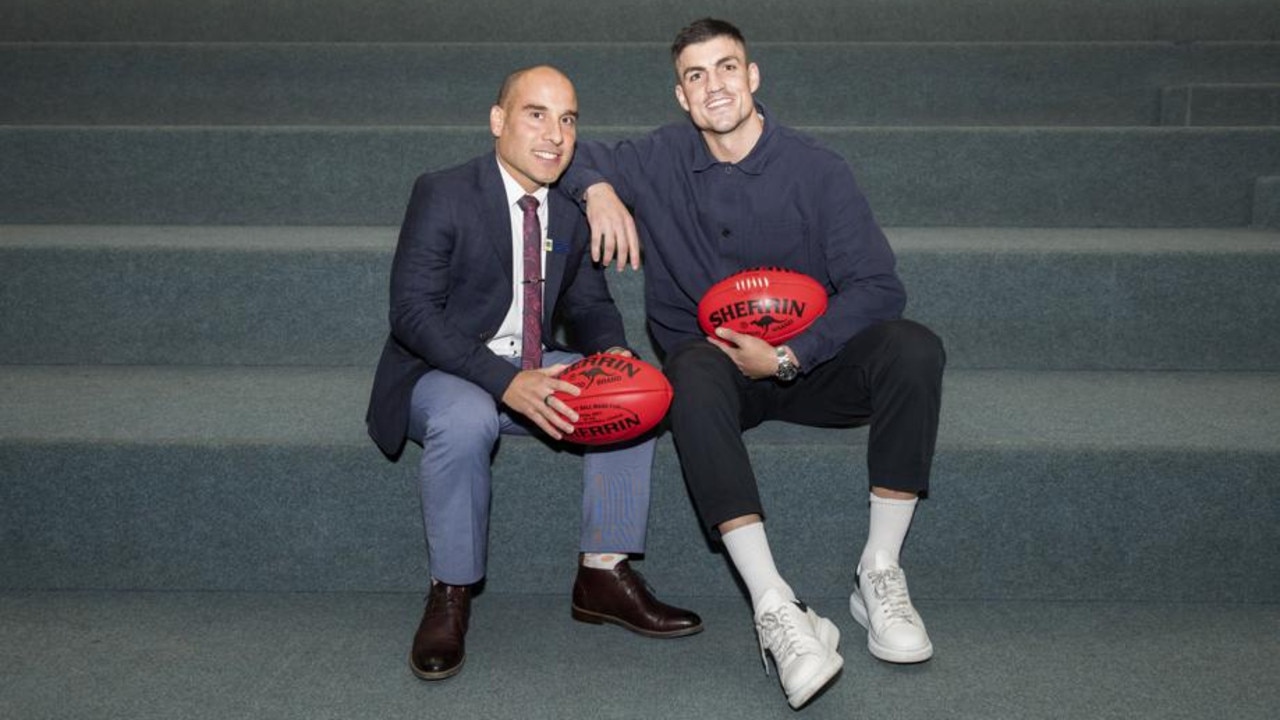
754 588 843 709
850 551 934 663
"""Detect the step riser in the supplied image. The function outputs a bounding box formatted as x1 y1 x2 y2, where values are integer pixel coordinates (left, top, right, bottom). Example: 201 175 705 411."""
3 440 1275 601
5 44 1279 127
5 128 1277 227
1162 84 1280 126
5 243 1278 370
896 249 1280 370
1 244 393 366
5 0 1279 42
3 1 1276 616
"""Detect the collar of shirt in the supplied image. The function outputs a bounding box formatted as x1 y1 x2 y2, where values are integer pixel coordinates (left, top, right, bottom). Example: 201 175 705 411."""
496 157 551 216
689 101 776 176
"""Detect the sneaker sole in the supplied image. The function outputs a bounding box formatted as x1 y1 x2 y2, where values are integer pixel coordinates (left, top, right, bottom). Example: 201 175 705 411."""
849 592 934 664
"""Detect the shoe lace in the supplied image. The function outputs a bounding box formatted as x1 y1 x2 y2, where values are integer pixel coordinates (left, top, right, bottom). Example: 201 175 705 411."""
865 567 916 624
755 605 808 675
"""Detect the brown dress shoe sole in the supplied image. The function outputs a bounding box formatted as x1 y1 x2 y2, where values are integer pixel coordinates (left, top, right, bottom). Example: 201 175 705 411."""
570 604 705 639
409 653 465 681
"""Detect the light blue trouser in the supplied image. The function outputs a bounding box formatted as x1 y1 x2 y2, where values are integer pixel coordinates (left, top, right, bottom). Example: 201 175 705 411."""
407 351 653 585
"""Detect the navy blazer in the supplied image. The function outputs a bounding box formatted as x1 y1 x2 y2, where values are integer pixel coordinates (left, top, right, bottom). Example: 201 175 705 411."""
367 152 628 458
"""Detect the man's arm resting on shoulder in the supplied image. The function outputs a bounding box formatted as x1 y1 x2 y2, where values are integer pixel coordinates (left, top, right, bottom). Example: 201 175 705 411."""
561 139 644 271
557 228 632 355
583 183 640 271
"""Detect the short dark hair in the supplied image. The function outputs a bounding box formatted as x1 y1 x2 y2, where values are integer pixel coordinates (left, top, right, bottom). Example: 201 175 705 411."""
670 17 747 65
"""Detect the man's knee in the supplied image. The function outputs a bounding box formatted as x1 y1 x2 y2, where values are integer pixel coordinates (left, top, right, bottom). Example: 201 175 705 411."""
881 319 946 375
665 341 735 391
418 391 501 450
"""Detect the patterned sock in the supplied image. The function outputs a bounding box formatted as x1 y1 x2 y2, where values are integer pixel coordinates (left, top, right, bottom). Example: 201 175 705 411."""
581 552 626 570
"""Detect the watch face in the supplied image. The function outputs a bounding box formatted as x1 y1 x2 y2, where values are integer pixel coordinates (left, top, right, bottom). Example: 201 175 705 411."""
775 349 798 381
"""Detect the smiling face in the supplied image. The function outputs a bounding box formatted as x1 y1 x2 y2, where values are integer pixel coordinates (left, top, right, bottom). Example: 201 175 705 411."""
490 66 578 192
673 35 761 139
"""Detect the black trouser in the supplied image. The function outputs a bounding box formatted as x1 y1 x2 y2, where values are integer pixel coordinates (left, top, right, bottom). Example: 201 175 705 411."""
664 319 945 534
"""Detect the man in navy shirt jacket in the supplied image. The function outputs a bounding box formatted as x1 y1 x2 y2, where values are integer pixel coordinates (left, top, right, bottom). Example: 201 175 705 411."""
563 18 946 709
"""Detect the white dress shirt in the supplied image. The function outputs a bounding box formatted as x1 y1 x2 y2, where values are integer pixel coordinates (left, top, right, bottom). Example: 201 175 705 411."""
487 160 549 358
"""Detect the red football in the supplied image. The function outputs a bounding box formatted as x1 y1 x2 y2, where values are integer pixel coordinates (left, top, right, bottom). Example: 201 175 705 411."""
553 354 673 446
698 267 828 343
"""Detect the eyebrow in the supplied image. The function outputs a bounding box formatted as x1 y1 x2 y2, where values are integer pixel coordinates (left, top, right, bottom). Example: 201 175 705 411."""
521 103 578 118
682 55 743 80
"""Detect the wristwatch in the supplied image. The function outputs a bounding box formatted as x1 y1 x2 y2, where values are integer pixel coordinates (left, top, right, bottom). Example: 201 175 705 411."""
774 346 799 382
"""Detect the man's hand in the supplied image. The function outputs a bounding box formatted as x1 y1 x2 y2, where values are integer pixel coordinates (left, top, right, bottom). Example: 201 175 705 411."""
501 365 582 440
602 346 634 358
584 183 640 271
707 327 787 380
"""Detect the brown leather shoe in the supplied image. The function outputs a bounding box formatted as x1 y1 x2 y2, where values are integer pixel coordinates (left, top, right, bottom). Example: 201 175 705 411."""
571 560 703 638
409 582 471 680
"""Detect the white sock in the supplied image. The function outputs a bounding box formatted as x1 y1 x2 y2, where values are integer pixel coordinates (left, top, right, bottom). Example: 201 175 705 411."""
860 493 918 573
722 522 795 609
581 552 625 570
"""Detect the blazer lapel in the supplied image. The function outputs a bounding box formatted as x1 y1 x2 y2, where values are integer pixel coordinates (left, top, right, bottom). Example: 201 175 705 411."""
542 193 573 323
478 154 514 285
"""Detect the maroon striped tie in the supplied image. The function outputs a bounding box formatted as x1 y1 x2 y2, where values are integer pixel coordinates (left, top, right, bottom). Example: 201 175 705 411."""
518 195 542 370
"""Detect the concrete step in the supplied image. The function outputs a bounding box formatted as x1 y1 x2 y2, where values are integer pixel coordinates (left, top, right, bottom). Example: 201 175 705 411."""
4 0 1278 42
1162 82 1280 126
1257 176 1280 228
4 42 1278 127
3 126 1278 226
3 366 1277 601
3 591 1278 720
4 226 1277 370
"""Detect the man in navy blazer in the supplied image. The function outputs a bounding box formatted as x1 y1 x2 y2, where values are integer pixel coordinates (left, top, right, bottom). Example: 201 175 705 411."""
366 65 701 682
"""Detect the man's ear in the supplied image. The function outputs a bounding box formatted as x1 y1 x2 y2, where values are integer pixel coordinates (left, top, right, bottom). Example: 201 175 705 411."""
748 62 760 94
674 84 690 113
489 105 505 139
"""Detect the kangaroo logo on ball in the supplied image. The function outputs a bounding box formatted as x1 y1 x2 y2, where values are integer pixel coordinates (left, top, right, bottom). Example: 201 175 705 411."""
698 268 829 344
553 354 673 446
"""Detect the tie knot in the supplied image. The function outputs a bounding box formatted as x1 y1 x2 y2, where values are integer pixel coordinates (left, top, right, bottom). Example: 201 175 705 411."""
518 195 539 213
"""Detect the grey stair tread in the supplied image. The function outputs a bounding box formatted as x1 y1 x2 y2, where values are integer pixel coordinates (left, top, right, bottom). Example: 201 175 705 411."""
2 591 1277 720
4 42 1278 127
1161 82 1280 126
4 126 1277 226
888 226 1280 253
7 224 1277 250
0 224 392 249
5 225 1277 370
5 0 1279 42
4 365 1277 453
5 366 1276 599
